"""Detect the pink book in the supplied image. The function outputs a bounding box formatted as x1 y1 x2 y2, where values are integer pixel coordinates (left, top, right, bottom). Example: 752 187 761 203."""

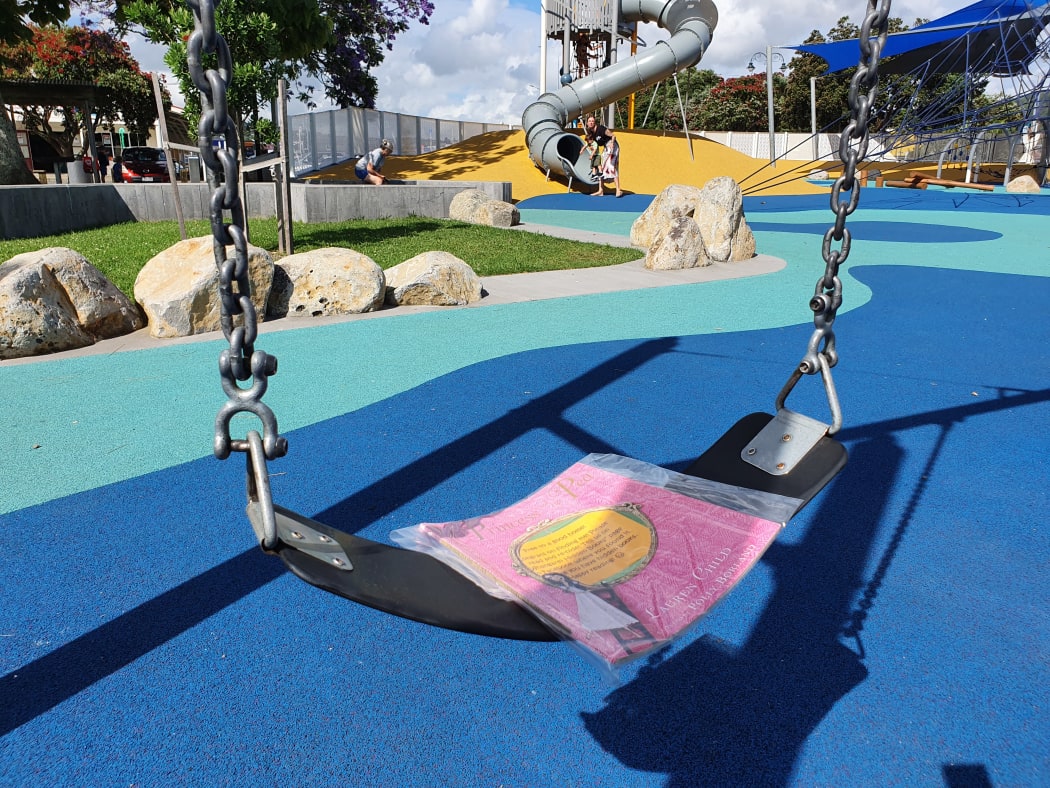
392 454 794 674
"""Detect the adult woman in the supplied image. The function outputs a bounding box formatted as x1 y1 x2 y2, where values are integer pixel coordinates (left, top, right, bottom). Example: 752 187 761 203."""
583 115 621 197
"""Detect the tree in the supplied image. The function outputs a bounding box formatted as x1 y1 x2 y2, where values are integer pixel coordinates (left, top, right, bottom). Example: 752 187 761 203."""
775 16 986 140
693 74 783 132
777 31 854 135
616 68 721 131
118 0 306 153
305 0 434 108
110 0 432 114
1 0 383 184
0 0 74 184
0 24 158 158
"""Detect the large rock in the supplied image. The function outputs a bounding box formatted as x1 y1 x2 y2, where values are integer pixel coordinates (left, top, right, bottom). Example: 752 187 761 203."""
449 189 490 221
268 247 385 318
630 184 704 247
694 176 755 262
1006 174 1042 193
644 216 711 271
0 247 144 359
134 236 273 338
476 199 520 228
449 188 520 227
385 251 482 306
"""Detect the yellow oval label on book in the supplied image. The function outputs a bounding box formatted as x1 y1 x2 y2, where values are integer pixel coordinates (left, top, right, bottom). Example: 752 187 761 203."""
511 504 656 588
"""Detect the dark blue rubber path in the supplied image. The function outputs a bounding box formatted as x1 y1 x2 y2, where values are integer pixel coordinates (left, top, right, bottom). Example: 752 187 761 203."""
1 192 1048 785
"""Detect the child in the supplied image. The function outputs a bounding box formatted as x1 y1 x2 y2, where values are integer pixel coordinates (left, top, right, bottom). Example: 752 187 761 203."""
598 136 621 197
583 133 600 181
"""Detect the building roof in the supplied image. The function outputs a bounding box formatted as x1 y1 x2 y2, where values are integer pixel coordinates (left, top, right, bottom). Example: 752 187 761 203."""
0 78 113 107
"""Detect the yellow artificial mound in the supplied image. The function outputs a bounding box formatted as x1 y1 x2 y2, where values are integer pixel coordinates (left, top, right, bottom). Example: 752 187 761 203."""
306 128 1033 200
306 128 834 201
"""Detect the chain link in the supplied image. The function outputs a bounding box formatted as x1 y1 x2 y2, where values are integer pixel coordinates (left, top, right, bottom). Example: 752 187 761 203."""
189 0 287 464
800 0 891 381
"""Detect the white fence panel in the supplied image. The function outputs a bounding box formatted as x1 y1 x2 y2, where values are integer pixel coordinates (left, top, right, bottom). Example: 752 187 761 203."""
287 105 513 176
420 117 438 153
334 109 351 163
289 114 313 176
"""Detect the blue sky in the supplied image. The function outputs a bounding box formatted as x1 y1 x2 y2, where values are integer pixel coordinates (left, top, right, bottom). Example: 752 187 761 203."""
122 0 957 125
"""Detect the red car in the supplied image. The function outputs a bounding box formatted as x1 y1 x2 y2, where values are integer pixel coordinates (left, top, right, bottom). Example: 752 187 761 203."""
119 147 170 183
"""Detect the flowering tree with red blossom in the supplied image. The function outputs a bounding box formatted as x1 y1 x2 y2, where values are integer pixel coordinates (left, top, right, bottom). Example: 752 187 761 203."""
691 74 784 132
0 0 73 183
0 24 157 159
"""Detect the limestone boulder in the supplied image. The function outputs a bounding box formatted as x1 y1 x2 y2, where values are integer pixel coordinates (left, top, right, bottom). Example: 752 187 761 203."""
1006 174 1042 193
630 183 704 248
268 247 385 318
449 189 490 221
449 188 519 227
134 236 273 338
0 247 144 360
385 251 482 306
475 199 520 228
694 176 755 262
644 216 711 271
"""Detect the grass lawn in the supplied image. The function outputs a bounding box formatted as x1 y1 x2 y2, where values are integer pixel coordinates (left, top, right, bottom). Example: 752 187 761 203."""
0 217 642 299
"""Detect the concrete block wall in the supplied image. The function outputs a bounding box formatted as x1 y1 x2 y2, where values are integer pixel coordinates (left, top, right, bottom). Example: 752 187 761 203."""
0 180 512 240
292 181 511 223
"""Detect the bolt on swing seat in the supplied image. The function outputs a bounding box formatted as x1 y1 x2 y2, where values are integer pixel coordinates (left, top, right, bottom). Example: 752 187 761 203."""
188 0 885 646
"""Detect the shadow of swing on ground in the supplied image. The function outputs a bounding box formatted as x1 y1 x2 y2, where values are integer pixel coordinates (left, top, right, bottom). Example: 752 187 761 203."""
582 385 1050 784
581 435 897 786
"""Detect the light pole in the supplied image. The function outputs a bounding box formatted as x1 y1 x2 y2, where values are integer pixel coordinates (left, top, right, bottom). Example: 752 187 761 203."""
747 46 787 166
811 76 819 160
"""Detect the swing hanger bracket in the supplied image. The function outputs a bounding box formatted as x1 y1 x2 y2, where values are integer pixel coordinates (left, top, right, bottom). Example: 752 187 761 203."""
742 352 843 475
244 430 354 570
740 408 833 476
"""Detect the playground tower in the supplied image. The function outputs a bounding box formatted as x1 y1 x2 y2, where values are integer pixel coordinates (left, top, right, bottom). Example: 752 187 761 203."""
542 0 632 90
525 0 717 187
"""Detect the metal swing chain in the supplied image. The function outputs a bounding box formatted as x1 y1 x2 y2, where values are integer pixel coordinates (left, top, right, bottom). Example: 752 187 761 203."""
779 0 891 434
188 0 287 547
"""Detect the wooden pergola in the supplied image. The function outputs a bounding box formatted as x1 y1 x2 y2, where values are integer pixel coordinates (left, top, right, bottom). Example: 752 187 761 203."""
1 78 114 180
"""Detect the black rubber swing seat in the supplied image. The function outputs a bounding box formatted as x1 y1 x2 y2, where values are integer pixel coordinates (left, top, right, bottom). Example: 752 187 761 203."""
268 412 847 641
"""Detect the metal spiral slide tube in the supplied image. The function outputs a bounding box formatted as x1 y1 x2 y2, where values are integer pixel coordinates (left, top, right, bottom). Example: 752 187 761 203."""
522 0 718 184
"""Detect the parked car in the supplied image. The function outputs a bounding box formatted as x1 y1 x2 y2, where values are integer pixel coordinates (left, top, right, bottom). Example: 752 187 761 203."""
119 147 170 183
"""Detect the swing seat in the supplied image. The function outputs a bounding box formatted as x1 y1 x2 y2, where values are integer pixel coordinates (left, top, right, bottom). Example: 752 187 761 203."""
258 411 846 641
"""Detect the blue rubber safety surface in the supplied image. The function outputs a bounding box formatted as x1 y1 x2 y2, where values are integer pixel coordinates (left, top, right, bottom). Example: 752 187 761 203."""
1 191 1048 786
518 187 1050 215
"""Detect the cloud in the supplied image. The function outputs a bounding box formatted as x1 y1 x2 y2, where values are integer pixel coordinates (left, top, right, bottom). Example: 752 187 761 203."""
369 0 958 124
372 0 542 123
118 0 963 124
